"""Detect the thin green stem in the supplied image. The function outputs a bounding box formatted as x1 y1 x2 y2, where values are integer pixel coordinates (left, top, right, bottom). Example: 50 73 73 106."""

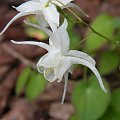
55 0 113 43
81 21 112 43
71 37 86 49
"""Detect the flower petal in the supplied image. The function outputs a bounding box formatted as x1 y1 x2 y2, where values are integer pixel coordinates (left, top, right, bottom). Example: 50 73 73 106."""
55 56 107 92
36 12 48 27
37 49 61 68
15 1 43 12
44 68 57 82
55 57 71 82
67 50 96 65
42 5 59 31
68 65 74 74
50 19 70 54
11 40 51 51
69 56 107 92
24 21 53 37
0 12 35 35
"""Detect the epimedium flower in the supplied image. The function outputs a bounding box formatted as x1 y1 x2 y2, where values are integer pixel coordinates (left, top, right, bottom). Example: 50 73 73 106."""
11 19 107 104
0 0 87 35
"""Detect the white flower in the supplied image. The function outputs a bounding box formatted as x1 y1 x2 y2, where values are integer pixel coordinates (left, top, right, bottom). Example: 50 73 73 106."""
0 0 87 35
11 19 107 103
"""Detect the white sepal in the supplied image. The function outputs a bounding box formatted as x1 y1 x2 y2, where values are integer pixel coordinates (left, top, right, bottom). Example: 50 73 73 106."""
37 49 61 68
42 5 59 31
67 50 96 65
0 12 35 35
11 40 51 51
24 21 53 37
67 56 107 92
15 1 43 12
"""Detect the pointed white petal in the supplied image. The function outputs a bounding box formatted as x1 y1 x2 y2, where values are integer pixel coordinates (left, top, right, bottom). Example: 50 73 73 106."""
55 56 107 92
68 56 107 92
67 50 96 65
36 12 48 27
55 57 72 81
24 21 52 37
56 19 69 54
11 40 51 51
44 68 57 82
0 12 35 35
37 49 61 68
50 19 70 54
62 3 89 17
15 1 43 12
61 71 69 104
68 65 74 74
56 63 73 83
43 5 59 32
52 0 73 6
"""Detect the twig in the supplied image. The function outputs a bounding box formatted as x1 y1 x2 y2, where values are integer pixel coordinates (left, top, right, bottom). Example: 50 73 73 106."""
2 44 36 69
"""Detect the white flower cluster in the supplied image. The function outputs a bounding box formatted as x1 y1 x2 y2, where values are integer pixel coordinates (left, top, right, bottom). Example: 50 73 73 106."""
0 0 107 103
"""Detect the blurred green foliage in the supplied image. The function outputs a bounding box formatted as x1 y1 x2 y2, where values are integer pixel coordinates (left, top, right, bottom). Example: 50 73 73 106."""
69 114 78 120
16 67 47 101
83 13 120 76
15 67 31 95
72 75 110 120
110 88 120 113
98 51 120 75
69 13 120 120
99 88 120 120
84 14 114 52
25 71 47 101
99 108 120 120
16 12 120 120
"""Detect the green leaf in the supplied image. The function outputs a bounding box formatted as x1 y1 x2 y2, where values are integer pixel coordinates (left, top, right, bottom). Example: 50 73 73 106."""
15 67 31 95
72 75 110 120
85 14 114 52
113 18 120 45
113 17 120 29
98 51 120 75
110 88 120 113
99 108 120 120
69 114 78 120
113 29 120 45
25 72 47 101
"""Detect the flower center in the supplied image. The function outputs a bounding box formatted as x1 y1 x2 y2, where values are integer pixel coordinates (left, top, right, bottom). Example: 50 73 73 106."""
44 0 53 7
